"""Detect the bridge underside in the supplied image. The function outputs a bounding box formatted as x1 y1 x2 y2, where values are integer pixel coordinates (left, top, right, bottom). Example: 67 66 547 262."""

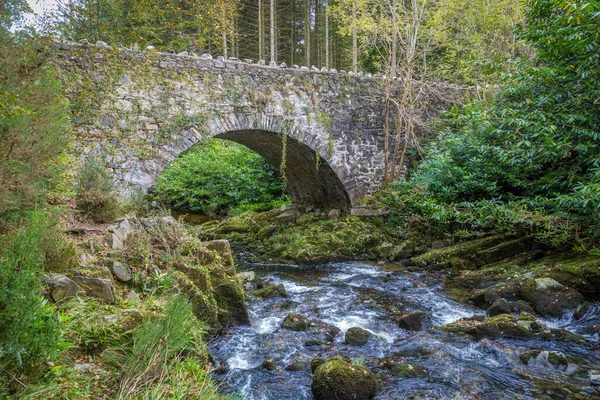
215 130 351 212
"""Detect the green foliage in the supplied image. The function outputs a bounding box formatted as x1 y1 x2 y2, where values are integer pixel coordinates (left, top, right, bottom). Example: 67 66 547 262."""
0 32 71 215
56 0 239 52
76 153 120 222
426 0 526 84
152 139 288 215
118 294 206 397
0 213 61 390
392 0 600 247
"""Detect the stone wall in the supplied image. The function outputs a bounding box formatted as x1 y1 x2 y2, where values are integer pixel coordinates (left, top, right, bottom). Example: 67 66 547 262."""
53 40 466 210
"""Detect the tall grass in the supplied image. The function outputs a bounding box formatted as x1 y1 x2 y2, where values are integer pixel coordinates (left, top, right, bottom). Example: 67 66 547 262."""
118 294 207 398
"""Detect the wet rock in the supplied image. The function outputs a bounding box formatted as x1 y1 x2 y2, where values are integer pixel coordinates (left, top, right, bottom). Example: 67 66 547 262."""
71 276 115 303
590 370 600 386
345 327 372 346
283 313 311 331
253 283 289 299
311 358 378 400
470 282 522 308
262 359 277 371
305 339 331 347
516 300 535 314
397 311 428 331
521 278 583 316
43 273 83 302
111 260 132 282
520 349 568 370
574 302 591 320
379 358 428 378
439 314 541 340
286 361 306 371
487 298 513 317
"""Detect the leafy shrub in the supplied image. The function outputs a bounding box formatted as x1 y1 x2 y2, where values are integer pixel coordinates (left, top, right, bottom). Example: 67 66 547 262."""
76 153 120 222
393 0 600 247
0 31 70 215
0 213 60 391
151 139 288 215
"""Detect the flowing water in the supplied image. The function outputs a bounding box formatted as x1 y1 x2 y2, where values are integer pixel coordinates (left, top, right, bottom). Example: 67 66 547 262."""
209 261 600 399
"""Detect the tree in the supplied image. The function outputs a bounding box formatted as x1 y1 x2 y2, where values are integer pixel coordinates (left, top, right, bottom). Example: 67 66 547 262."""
403 0 600 246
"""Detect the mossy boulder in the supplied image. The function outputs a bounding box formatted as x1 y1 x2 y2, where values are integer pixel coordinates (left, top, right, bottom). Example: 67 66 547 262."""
438 314 537 340
487 298 513 317
282 313 310 331
521 278 583 316
520 350 569 370
253 283 289 299
285 361 306 371
438 313 586 342
345 327 372 346
379 358 428 378
397 311 428 331
311 358 378 400
470 282 522 308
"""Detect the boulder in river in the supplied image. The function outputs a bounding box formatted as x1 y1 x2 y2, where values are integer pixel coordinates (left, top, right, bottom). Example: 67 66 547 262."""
396 311 428 331
311 358 378 400
345 327 372 346
520 349 568 370
253 283 289 299
282 313 311 331
521 278 583 316
487 298 513 317
379 357 428 378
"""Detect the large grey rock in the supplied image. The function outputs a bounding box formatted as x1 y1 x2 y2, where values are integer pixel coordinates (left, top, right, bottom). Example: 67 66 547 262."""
111 261 132 282
522 278 583 316
110 219 134 250
44 273 83 302
72 276 115 303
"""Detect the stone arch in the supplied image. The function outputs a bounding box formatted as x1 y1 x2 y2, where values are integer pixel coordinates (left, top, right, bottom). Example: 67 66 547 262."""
130 114 352 212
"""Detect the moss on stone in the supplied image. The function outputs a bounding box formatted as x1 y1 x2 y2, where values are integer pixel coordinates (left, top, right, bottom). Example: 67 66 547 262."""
311 358 378 400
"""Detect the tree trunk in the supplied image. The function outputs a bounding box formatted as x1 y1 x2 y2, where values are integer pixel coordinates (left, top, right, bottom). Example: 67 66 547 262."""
259 0 265 60
270 0 276 63
325 0 329 69
305 0 310 66
352 1 357 73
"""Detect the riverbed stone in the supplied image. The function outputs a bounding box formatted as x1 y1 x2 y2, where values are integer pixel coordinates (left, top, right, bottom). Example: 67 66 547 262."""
253 283 289 299
345 327 372 346
590 370 600 386
311 358 378 400
71 276 115 303
44 273 83 302
286 361 306 371
379 357 428 378
487 298 513 317
283 313 310 331
397 311 428 331
520 349 568 370
574 302 591 320
262 359 277 371
521 278 583 316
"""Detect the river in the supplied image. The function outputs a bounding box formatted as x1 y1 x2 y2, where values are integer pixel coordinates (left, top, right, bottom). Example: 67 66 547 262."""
209 260 600 399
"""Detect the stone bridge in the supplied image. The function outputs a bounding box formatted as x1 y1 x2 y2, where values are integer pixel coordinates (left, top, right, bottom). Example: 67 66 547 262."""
54 41 465 211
